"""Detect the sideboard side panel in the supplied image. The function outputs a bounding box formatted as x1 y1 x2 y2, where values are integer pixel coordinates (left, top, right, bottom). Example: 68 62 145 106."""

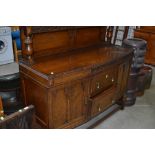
21 75 49 128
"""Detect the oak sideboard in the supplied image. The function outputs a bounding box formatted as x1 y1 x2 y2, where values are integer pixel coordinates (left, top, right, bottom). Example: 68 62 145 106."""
19 26 133 128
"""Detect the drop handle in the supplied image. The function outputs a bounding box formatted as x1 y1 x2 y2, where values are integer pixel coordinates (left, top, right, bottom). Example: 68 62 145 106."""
112 78 114 82
98 107 101 112
96 82 100 89
112 100 115 104
106 74 109 79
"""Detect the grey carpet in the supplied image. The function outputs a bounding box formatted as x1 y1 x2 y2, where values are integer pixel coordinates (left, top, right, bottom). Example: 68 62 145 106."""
95 66 155 129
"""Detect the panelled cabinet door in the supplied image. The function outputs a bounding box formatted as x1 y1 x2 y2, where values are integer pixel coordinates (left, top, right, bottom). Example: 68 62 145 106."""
21 77 49 128
51 81 86 129
69 81 86 126
51 85 68 128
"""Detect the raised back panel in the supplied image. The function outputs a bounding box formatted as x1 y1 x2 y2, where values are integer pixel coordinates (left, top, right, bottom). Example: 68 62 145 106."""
32 27 105 58
32 31 71 57
75 27 101 48
20 26 109 61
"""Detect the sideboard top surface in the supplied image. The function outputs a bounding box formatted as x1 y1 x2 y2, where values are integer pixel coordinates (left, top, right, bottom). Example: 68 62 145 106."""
20 45 133 76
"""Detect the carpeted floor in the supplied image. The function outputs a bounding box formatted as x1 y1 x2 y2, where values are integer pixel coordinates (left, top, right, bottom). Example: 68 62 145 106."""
94 66 155 129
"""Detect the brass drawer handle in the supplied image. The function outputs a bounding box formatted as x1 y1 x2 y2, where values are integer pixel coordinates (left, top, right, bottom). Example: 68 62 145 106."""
50 72 54 75
0 110 4 114
96 82 100 89
112 100 115 104
106 74 109 79
112 78 114 82
98 107 101 112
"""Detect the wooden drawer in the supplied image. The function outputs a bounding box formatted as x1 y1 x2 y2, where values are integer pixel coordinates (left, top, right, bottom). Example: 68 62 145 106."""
90 86 116 117
90 67 117 97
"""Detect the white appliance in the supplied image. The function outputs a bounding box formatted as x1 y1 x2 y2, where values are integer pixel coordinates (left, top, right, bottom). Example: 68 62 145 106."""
0 27 14 65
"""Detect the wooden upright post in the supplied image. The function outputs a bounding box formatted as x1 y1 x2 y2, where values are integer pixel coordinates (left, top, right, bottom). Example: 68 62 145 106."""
20 26 33 65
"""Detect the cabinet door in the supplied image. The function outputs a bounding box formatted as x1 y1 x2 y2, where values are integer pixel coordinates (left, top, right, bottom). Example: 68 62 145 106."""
21 77 49 128
51 85 68 128
51 81 86 129
69 81 86 124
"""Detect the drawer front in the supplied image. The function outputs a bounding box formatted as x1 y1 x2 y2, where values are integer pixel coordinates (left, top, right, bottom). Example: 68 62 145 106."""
90 67 117 97
90 86 116 117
